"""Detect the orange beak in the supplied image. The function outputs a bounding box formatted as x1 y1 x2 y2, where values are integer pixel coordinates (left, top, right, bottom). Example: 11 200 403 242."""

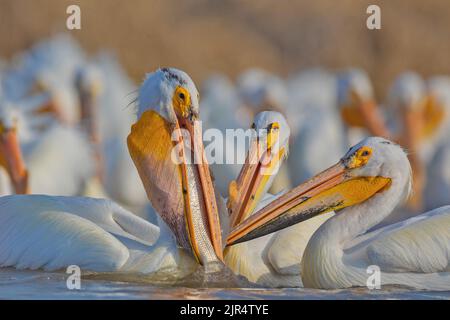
226 161 391 246
128 110 224 265
0 128 29 194
227 134 285 228
342 90 391 138
177 116 224 261
357 99 390 138
401 106 425 211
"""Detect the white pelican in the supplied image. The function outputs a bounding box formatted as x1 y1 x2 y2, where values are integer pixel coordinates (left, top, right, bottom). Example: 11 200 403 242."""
82 54 148 212
236 69 292 194
0 102 95 196
225 111 332 287
386 72 429 210
2 35 85 125
228 137 450 290
424 77 450 154
423 76 450 210
224 112 291 285
286 69 347 186
337 68 390 145
236 68 288 118
388 73 450 212
2 34 85 103
0 106 28 194
0 68 265 279
32 71 81 126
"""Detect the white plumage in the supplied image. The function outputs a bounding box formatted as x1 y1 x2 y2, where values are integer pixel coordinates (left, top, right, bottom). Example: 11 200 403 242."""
26 125 95 195
287 69 347 185
0 195 197 276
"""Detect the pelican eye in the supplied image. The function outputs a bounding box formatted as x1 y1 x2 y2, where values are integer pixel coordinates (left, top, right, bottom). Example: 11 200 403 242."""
267 122 280 132
347 146 373 168
173 86 191 118
266 122 280 150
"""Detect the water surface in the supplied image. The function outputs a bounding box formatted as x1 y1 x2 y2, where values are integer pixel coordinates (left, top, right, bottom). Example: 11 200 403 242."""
1 268 449 300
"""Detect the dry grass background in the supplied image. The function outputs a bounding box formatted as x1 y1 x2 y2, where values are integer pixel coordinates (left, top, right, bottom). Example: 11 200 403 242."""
0 0 449 96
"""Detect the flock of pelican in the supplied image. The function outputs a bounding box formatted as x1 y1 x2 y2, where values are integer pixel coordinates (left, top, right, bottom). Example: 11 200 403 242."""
0 35 449 291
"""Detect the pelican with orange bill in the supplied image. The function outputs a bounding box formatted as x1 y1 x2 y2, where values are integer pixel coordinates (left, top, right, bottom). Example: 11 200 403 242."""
227 111 290 228
127 68 228 269
0 109 29 194
228 137 450 290
227 141 391 246
225 111 310 285
338 69 391 139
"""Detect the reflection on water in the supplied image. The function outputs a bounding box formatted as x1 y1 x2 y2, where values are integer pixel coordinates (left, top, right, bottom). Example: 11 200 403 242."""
1 268 449 300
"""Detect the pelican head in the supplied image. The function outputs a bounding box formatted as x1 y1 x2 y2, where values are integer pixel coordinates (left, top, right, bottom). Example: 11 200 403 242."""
128 68 223 266
137 68 200 124
228 111 290 228
227 137 409 245
0 104 29 194
389 72 426 112
388 72 427 141
338 69 389 137
237 69 287 119
33 71 79 125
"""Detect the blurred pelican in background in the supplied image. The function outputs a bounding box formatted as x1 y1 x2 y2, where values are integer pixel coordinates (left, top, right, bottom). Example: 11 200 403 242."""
236 68 292 194
286 69 346 186
3 35 85 124
199 74 245 196
4 36 104 129
1 34 151 215
387 72 428 211
237 68 288 119
0 100 95 196
73 57 149 209
337 68 391 145
423 76 450 210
